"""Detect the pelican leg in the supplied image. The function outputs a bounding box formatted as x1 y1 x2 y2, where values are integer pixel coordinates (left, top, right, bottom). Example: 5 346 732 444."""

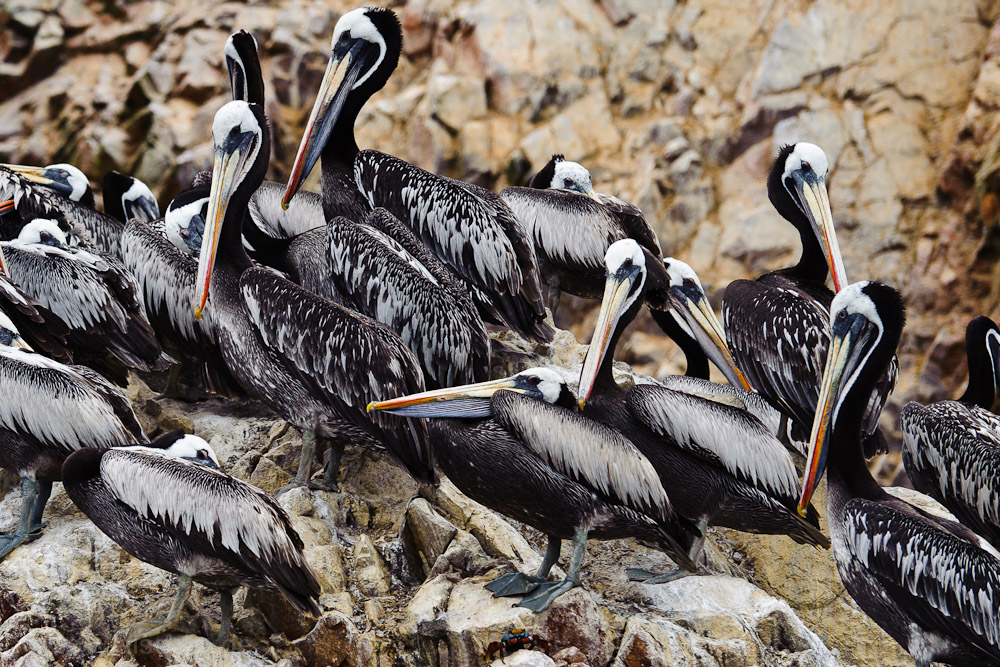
215 589 234 647
0 478 36 559
125 574 193 646
310 438 344 493
25 480 52 540
153 365 183 401
276 429 317 496
486 535 561 597
517 528 587 612
628 518 705 585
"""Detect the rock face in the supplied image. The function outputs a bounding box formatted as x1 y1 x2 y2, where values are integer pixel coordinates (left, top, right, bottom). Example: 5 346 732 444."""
1 0 999 665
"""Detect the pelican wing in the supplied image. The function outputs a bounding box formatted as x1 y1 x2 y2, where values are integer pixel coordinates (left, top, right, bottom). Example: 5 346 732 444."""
492 391 673 523
596 192 662 257
628 383 800 500
842 497 1000 660
901 401 1000 538
723 278 828 432
656 375 785 439
326 211 490 386
120 219 220 349
100 449 319 610
0 349 139 452
248 181 325 238
240 267 431 477
500 187 624 270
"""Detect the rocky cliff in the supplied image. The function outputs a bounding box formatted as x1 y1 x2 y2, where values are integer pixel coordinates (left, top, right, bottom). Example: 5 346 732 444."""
1 0 999 665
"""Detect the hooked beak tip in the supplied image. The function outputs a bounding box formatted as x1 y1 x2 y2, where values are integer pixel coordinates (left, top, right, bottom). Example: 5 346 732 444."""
194 306 204 320
366 401 377 413
796 503 808 518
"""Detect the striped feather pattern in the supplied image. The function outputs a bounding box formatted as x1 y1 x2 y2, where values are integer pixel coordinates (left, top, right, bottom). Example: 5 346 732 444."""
628 383 800 499
0 348 145 453
100 449 319 603
493 391 673 523
843 498 1000 655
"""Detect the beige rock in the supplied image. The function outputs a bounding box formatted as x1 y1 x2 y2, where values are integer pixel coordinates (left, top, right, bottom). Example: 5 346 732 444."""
401 498 458 579
352 534 392 597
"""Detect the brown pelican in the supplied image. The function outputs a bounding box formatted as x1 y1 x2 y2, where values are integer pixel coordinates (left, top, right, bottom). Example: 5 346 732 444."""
0 162 126 256
901 315 1000 548
500 154 661 310
798 281 1000 667
369 367 697 610
0 219 166 385
62 429 321 645
101 171 160 224
281 7 551 343
0 310 147 559
578 239 828 581
722 142 895 456
195 100 431 492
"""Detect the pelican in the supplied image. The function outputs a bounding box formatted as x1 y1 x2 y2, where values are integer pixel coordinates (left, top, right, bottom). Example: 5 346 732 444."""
798 281 1000 667
101 171 160 224
578 239 828 581
653 256 795 451
0 219 166 385
901 315 1000 548
722 142 894 456
163 187 209 256
63 429 321 645
281 7 551 343
0 246 72 362
500 154 661 309
196 100 431 492
369 367 697 610
0 162 126 256
0 310 147 559
242 206 491 388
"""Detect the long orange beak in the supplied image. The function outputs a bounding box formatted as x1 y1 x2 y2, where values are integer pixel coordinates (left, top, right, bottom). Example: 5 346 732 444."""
578 268 637 408
791 173 848 293
797 327 850 515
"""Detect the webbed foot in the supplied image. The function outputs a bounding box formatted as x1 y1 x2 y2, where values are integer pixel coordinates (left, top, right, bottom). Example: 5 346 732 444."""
485 572 545 597
516 579 576 611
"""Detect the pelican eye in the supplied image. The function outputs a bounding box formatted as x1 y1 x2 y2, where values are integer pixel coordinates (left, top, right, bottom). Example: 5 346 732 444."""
563 178 573 187
836 309 847 321
198 449 210 460
527 376 541 386
623 257 633 268
800 161 812 173
39 232 51 242
683 278 696 289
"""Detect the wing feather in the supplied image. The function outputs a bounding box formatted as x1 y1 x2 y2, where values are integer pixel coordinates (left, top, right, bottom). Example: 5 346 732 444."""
492 391 673 522
628 383 800 500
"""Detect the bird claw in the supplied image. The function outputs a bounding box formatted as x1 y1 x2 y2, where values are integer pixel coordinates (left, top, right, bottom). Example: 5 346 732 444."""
629 568 693 585
308 479 339 493
485 572 544 597
516 579 576 612
274 480 306 497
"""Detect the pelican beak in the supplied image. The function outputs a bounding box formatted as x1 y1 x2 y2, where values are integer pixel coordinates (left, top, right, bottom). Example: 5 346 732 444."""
282 37 381 209
798 314 868 515
125 195 160 224
0 200 13 215
787 170 848 292
195 127 259 319
10 337 33 351
578 264 641 408
2 164 49 186
367 376 523 418
670 285 753 391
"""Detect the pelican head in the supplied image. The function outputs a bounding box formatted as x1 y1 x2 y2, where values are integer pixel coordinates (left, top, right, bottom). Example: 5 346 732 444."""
771 143 848 292
368 367 574 418
798 281 904 515
103 171 160 224
2 163 92 205
225 30 263 104
16 219 67 248
282 7 402 208
578 239 651 408
165 189 208 256
0 311 32 351
120 430 221 470
661 257 752 391
195 101 267 319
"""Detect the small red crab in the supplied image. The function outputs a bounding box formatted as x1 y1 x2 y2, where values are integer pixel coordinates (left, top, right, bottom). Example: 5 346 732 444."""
484 628 550 664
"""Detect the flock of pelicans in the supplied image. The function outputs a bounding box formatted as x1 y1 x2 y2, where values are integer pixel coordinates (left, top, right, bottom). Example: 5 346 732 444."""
1 6 999 665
